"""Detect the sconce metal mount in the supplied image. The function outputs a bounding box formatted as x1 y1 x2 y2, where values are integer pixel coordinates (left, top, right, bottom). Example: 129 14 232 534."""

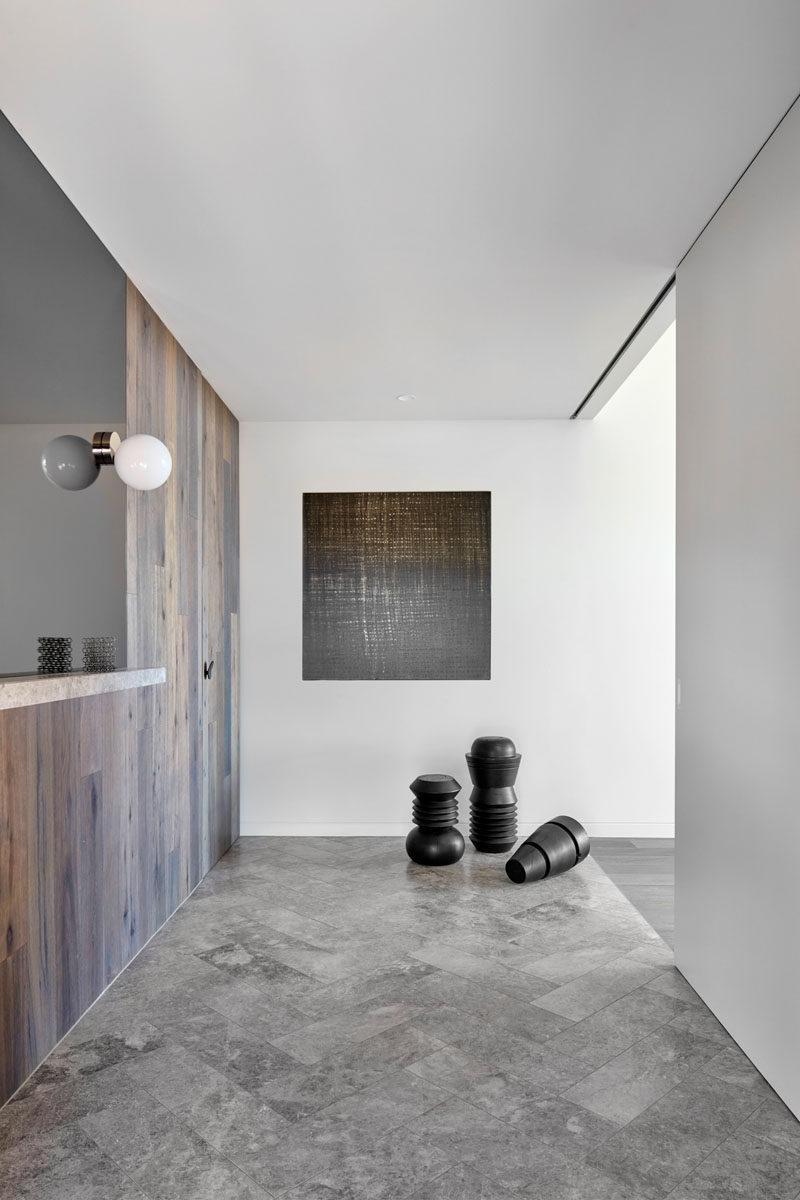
91 431 122 465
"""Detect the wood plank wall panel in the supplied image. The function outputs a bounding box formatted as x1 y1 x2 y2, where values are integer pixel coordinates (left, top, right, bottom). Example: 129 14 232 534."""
0 691 142 1101
0 282 239 1105
126 282 239 889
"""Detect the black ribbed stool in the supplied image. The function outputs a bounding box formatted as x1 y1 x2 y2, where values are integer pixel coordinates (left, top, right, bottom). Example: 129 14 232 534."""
406 774 465 866
505 815 590 883
466 735 520 853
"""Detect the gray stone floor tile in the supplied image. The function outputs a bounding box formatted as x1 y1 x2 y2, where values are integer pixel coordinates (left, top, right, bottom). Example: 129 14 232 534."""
506 1044 595 1096
401 1095 513 1160
403 1096 571 1192
321 1022 447 1087
159 1006 300 1094
291 958 437 1020
584 1071 765 1196
197 937 325 988
282 1123 453 1200
17 1021 164 1088
69 967 205 1033
464 984 576 1042
518 938 641 984
667 1131 800 1199
269 996 427 1064
122 1042 290 1153
742 1098 800 1157
701 1045 781 1100
264 881 364 924
523 1157 645 1199
667 1003 736 1047
18 1156 149 1199
99 939 230 1001
205 1021 437 1126
468 1122 576 1193
0 1122 147 1199
413 1002 572 1074
228 1117 368 1193
532 957 663 1021
233 901 342 947
626 941 675 969
425 930 544 969
251 937 373 983
251 1054 367 1121
409 1163 519 1198
200 974 314 1041
275 1183 361 1200
410 942 554 1001
3 835 793 1200
543 986 688 1067
309 1069 451 1139
0 1062 137 1152
402 965 514 1013
562 1026 722 1125
401 905 536 947
509 1095 619 1154
677 1067 766 1125
509 896 659 950
407 1045 549 1120
80 1090 271 1198
644 967 705 1005
409 1002 477 1046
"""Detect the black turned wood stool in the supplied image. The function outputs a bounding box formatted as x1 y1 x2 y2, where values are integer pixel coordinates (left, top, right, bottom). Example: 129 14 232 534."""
505 815 590 883
466 735 520 853
406 774 465 866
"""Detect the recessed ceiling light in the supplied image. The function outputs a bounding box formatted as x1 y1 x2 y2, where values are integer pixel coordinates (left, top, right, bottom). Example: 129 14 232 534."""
396 394 415 403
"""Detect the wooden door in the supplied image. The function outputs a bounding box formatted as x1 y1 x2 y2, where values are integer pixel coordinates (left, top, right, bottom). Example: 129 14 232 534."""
126 282 239 894
201 380 240 874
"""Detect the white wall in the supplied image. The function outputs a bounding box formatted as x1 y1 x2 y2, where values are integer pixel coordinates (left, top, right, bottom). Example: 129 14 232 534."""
0 422 127 674
676 98 800 1115
240 340 674 837
589 324 676 831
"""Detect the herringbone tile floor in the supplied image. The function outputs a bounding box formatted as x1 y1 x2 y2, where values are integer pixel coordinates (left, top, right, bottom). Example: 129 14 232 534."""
1 837 798 1198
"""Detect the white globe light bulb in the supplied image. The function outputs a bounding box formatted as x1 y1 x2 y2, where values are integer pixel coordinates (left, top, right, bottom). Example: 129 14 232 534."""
114 434 172 491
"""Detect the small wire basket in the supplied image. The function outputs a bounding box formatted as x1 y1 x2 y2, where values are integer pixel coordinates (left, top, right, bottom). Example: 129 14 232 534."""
37 637 72 674
82 636 116 673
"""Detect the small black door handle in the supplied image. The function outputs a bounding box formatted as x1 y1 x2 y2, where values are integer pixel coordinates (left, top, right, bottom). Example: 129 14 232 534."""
204 660 214 680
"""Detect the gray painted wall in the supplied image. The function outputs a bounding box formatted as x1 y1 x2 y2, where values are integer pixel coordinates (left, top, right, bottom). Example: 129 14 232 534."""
0 111 125 423
676 98 800 1115
0 112 127 671
0 423 127 674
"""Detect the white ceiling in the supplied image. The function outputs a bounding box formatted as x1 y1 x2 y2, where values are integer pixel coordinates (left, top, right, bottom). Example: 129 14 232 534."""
1 2 799 421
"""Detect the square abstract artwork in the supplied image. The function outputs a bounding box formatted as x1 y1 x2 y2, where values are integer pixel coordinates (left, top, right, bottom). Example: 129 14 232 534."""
303 491 491 680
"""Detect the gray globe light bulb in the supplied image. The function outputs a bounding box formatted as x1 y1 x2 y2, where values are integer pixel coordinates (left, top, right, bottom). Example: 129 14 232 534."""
41 435 100 491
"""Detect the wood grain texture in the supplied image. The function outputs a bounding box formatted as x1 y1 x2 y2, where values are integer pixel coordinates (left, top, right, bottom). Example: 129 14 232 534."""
0 282 239 1105
126 281 239 893
0 694 143 1100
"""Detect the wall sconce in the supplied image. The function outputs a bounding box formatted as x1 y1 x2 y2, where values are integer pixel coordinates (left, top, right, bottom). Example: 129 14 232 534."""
41 431 172 492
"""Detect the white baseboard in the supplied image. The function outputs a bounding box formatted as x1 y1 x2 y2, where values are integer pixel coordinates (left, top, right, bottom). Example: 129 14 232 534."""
583 822 675 839
239 820 674 839
239 822 411 837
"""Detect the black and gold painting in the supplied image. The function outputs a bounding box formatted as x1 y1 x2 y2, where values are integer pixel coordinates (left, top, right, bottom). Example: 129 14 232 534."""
302 491 491 680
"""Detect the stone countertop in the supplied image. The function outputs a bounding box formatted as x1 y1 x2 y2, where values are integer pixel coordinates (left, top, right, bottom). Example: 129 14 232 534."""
0 667 166 711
